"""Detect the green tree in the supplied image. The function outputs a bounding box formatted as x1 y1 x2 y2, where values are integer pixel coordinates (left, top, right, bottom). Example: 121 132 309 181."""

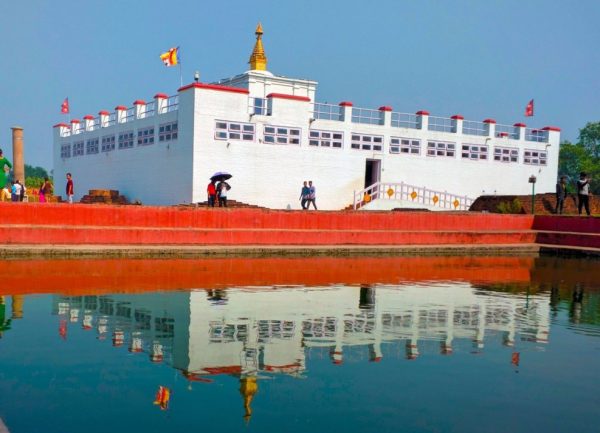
24 164 49 179
579 122 600 159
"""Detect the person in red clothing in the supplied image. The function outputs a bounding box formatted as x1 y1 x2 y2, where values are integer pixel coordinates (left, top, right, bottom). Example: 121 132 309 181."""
207 180 217 207
66 172 74 204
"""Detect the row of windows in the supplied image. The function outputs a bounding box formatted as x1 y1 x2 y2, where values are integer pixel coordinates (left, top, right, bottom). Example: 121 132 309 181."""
60 123 177 158
213 121 547 165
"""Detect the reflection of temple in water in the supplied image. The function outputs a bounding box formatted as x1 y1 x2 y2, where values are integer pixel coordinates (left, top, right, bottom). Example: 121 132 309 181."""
52 284 550 418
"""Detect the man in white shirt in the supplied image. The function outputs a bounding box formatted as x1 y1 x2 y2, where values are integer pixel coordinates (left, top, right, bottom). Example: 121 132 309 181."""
577 172 591 216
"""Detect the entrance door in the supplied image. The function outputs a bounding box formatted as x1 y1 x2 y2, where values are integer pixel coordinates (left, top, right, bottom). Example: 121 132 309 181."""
364 159 381 189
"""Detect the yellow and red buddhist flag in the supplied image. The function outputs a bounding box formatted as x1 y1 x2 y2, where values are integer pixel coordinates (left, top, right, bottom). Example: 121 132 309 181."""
160 47 179 67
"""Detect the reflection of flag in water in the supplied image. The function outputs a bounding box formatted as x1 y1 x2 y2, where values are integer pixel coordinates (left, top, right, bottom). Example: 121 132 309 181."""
59 319 67 340
160 47 179 67
154 386 171 410
511 351 520 366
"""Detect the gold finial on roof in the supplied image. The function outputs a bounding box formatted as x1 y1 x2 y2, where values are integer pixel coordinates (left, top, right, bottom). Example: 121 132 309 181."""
249 23 267 71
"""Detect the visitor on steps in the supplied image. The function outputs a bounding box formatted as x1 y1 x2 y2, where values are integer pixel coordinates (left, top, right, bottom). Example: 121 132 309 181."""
307 180 317 210
299 181 310 210
555 176 568 214
217 180 231 207
66 173 74 204
207 180 217 207
39 177 52 203
577 172 591 216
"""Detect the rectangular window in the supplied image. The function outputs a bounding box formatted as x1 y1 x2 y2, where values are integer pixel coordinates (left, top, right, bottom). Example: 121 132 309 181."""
86 138 99 155
351 134 383 151
159 122 178 142
101 135 116 152
215 121 255 141
61 143 71 158
426 141 455 158
73 141 84 157
390 137 420 155
118 131 134 149
263 125 301 145
524 149 547 166
137 127 155 146
308 130 343 148
461 144 488 160
494 146 519 163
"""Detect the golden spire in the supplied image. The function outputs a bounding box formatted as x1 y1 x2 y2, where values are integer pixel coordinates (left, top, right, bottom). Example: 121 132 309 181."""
249 23 267 71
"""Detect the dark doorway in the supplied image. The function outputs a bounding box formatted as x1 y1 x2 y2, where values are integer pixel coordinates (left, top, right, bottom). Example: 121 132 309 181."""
364 159 381 188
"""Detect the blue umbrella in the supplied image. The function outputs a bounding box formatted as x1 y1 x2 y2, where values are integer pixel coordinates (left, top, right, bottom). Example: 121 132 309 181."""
210 172 232 182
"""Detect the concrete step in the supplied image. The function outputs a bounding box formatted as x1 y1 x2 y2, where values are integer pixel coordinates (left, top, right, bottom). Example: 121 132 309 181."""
0 225 536 246
536 231 600 249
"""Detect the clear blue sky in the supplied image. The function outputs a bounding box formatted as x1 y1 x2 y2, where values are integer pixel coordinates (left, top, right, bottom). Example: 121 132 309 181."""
1 0 599 171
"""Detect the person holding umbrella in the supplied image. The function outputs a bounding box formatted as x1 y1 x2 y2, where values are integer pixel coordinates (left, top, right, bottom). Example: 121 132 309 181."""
209 172 232 207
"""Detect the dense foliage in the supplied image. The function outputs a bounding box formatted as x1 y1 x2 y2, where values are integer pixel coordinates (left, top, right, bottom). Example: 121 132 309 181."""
24 164 50 179
559 122 600 194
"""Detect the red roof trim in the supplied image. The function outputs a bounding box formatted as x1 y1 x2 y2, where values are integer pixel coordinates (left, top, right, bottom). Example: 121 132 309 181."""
451 114 464 120
98 110 110 116
416 110 430 115
115 105 128 111
154 93 168 99
53 123 70 128
178 82 250 95
483 118 496 124
339 101 353 107
378 106 393 112
266 93 311 102
83 115 94 120
70 119 80 124
133 100 146 105
542 126 561 132
514 122 526 127
499 132 509 137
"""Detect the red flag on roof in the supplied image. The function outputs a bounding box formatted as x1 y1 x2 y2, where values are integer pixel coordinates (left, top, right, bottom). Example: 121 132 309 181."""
524 99 534 117
61 97 69 114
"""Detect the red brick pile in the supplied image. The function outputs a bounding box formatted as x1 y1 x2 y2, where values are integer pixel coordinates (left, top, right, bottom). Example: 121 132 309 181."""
79 189 128 205
470 193 598 215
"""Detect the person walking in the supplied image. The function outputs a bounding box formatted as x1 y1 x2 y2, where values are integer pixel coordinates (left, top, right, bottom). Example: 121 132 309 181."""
207 180 217 207
299 181 310 210
307 180 317 210
217 180 231 207
39 177 52 203
0 149 12 189
66 173 74 204
555 176 568 214
577 172 591 216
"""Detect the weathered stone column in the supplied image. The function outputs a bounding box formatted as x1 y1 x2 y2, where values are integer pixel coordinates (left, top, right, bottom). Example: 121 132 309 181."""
11 126 24 183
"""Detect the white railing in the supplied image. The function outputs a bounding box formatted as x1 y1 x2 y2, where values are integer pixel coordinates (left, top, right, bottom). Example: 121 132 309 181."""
166 95 179 112
351 107 382 125
462 120 487 136
89 118 100 131
391 112 418 129
352 181 474 211
124 108 135 123
427 116 454 133
525 128 548 143
495 124 519 140
312 102 342 121
107 113 117 127
144 101 156 117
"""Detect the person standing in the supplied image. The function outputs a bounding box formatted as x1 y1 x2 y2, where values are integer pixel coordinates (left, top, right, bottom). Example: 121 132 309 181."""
0 149 12 189
39 177 52 203
307 180 317 210
217 180 231 207
299 181 310 210
207 180 217 207
555 176 568 214
577 172 591 216
18 180 25 202
1 183 10 202
66 173 74 204
10 181 18 202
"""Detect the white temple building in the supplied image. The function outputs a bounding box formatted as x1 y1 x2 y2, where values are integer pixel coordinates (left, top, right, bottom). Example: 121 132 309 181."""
53 24 561 210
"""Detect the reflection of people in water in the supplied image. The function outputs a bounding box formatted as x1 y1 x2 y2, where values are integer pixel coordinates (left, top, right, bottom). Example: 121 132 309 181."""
570 285 584 324
239 376 258 424
550 285 560 317
207 289 228 305
0 296 12 337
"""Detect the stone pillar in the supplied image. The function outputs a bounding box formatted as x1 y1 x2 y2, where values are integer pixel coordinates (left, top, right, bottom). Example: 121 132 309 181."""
115 106 128 124
154 93 168 114
99 110 110 127
11 126 24 184
83 115 95 131
134 100 146 119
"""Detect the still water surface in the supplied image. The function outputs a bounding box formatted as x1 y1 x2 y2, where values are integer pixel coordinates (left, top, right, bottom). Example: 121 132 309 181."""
0 256 599 433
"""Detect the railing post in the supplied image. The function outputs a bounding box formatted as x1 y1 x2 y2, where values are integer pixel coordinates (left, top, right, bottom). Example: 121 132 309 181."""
379 106 392 127
83 115 94 131
416 110 429 130
353 190 357 210
339 101 353 122
134 100 146 119
115 106 127 124
154 93 168 114
483 118 496 137
99 110 110 128
451 114 464 134
514 123 526 141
